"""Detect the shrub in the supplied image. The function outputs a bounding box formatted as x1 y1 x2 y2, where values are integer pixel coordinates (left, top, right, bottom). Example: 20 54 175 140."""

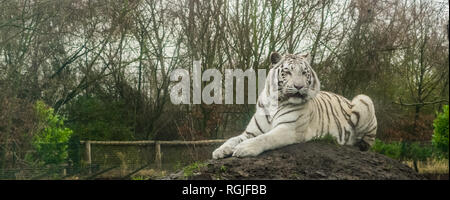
66 96 134 141
432 105 449 158
405 142 433 161
67 134 81 171
371 139 402 160
371 139 433 161
32 101 73 166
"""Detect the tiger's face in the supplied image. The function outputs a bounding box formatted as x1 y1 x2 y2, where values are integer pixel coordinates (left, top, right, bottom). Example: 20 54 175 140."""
270 52 321 104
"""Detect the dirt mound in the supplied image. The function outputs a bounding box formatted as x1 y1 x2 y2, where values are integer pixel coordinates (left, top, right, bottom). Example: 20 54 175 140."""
165 141 425 180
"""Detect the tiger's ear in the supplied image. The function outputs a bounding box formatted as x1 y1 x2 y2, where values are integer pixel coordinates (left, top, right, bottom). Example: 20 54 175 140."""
270 52 282 65
299 53 311 64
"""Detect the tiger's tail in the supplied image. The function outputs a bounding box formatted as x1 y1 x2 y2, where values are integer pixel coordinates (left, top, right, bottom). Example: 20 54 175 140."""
350 95 377 151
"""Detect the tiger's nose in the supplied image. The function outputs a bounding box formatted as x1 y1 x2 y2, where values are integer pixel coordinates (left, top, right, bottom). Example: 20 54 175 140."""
294 85 304 90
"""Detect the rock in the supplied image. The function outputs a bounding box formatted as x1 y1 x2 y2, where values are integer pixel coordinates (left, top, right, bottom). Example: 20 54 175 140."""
165 141 425 180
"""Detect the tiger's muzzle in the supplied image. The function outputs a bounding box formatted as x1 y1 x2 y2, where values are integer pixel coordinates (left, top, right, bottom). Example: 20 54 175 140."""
284 87 309 99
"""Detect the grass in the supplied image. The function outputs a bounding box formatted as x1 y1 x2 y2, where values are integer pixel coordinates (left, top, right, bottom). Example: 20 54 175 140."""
220 165 228 173
211 165 228 180
183 162 206 178
131 176 147 180
131 169 167 180
310 134 338 145
403 158 449 174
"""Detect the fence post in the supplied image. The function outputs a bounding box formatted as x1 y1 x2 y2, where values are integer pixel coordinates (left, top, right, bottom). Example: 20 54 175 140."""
155 141 162 169
85 141 92 173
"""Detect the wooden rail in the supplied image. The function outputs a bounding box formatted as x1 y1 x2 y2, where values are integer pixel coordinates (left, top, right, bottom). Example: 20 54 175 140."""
80 139 226 170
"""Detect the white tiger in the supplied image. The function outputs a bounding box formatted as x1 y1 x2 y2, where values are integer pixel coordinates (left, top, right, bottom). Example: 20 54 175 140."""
212 52 377 159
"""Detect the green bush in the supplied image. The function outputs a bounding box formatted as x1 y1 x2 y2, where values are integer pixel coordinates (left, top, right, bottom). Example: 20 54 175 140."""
66 96 134 141
371 139 433 161
32 101 73 166
67 134 81 171
371 139 402 160
432 105 449 158
405 142 433 161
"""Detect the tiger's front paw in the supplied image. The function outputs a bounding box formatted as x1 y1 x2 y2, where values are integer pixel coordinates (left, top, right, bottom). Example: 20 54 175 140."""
212 145 234 159
232 141 263 158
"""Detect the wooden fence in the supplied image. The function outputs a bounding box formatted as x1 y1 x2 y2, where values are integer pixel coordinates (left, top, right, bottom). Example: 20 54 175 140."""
80 139 226 170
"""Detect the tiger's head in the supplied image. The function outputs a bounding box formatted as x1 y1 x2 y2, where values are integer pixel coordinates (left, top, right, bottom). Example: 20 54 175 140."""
268 52 321 104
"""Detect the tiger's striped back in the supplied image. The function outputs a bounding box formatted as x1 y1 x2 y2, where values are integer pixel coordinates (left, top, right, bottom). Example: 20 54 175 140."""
309 91 377 149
